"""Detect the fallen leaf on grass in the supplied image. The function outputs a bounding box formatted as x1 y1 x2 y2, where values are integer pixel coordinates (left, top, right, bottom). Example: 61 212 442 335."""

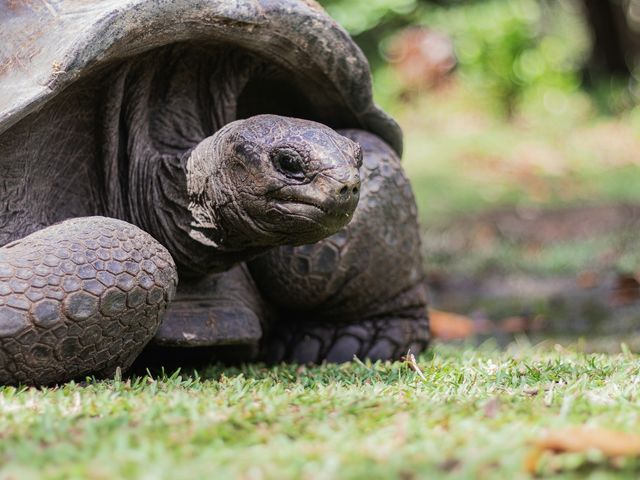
500 316 528 333
522 386 539 396
438 458 461 472
525 426 640 474
483 397 500 418
405 351 427 381
610 273 640 306
429 308 474 340
577 271 598 289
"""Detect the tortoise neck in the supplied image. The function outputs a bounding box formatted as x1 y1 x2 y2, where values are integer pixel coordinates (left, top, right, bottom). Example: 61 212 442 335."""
99 44 270 275
136 143 270 277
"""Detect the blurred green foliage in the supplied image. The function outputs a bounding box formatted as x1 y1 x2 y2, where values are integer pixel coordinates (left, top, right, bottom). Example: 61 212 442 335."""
319 0 591 116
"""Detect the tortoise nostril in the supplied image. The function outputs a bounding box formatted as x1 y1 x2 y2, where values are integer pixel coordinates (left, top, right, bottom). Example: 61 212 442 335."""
352 186 359 195
339 186 349 195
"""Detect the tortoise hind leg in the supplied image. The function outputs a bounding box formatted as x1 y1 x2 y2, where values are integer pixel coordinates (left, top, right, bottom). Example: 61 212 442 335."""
0 216 177 385
152 264 265 349
135 264 267 371
249 130 429 363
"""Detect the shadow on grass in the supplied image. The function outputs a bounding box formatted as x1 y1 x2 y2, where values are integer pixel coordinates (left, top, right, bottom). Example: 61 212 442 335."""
126 344 436 386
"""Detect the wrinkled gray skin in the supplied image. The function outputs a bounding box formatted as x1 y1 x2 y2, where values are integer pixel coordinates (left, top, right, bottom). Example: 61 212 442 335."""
0 43 428 385
183 115 362 273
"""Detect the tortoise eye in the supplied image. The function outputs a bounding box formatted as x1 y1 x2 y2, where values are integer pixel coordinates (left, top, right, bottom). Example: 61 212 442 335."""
272 149 305 178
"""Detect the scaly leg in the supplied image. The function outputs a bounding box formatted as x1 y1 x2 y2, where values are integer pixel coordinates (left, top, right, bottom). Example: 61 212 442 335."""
0 217 177 385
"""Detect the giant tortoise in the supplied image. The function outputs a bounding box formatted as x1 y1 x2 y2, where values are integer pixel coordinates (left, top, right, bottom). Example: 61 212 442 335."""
0 0 429 385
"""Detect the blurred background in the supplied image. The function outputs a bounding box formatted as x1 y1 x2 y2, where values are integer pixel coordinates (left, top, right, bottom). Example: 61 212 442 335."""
318 0 640 347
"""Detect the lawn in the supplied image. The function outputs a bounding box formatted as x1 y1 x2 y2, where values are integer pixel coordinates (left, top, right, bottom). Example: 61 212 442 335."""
2 342 640 479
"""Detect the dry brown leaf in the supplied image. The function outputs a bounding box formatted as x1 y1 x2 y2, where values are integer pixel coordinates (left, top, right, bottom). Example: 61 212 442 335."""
483 397 500 419
438 458 461 472
525 426 640 474
500 316 528 333
405 351 427 381
522 386 539 396
429 308 474 340
577 271 598 289
610 274 640 306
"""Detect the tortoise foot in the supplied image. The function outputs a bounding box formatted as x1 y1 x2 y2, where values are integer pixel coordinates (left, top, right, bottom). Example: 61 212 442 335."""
265 309 429 364
0 217 177 385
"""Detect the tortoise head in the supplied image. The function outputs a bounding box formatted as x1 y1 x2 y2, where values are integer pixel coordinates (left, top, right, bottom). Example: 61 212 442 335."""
186 114 362 250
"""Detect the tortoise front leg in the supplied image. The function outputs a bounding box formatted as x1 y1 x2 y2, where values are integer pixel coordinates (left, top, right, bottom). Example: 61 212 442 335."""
249 130 429 363
0 217 177 385
261 312 429 363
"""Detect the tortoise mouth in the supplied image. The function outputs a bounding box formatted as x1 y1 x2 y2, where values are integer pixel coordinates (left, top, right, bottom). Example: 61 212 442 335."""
270 197 356 233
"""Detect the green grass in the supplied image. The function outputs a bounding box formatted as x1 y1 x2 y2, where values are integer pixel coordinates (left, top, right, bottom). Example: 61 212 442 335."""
3 343 640 479
425 231 640 277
